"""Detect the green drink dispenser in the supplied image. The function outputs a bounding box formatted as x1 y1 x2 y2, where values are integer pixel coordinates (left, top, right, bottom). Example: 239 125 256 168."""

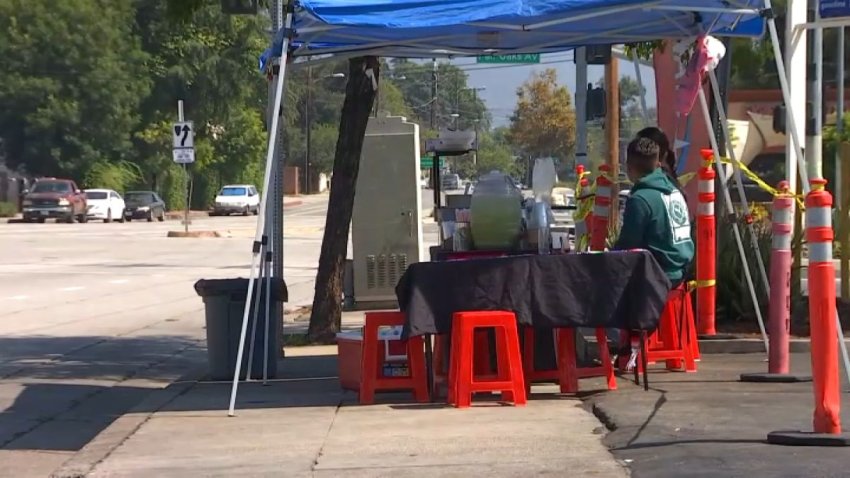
470 171 523 250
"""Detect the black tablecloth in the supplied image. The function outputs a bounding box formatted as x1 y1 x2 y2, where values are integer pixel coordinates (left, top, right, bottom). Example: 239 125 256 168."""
396 251 671 338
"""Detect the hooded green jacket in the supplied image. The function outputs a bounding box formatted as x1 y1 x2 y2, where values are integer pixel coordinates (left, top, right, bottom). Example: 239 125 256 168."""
615 168 695 284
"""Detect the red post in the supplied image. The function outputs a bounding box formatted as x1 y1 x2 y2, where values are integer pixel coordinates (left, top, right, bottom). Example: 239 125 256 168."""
590 165 612 251
768 181 794 374
805 178 841 434
696 150 716 335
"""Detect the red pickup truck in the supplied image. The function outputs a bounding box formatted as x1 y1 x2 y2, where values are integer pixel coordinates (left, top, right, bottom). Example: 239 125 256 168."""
21 178 88 223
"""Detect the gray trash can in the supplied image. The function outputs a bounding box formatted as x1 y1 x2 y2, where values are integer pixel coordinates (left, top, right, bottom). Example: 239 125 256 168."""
194 278 287 380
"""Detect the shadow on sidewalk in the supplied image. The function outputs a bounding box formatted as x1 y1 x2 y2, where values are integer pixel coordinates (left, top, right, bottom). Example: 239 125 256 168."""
0 334 203 453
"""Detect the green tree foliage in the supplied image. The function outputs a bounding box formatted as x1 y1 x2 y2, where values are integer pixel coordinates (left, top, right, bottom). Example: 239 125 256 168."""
1 1 495 208
508 69 576 162
0 0 149 178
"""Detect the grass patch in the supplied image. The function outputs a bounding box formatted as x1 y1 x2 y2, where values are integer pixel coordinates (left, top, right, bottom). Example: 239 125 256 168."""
0 202 17 218
282 333 313 347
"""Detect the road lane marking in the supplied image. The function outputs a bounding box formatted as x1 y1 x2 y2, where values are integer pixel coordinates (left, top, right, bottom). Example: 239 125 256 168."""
59 286 85 292
3 295 29 301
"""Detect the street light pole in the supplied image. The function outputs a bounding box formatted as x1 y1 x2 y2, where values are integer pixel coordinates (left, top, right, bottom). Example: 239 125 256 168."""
305 66 312 194
430 59 437 130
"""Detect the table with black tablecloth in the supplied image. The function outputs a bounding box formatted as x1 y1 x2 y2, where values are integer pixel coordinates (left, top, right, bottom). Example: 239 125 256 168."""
396 250 671 338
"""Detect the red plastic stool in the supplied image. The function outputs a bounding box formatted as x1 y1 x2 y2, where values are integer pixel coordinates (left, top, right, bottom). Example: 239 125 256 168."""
359 311 429 405
522 327 560 388
433 331 494 396
619 285 698 373
556 328 617 393
447 311 526 408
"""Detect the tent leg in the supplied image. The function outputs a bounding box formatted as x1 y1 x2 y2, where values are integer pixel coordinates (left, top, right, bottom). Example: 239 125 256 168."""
228 6 294 417
245 237 266 382
698 88 770 354
706 70 770 298
263 248 272 386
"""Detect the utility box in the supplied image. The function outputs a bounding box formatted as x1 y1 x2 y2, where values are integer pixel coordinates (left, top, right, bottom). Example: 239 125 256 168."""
352 116 425 308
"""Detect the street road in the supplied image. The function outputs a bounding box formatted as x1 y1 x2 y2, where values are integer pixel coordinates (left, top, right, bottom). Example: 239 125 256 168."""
0 189 444 477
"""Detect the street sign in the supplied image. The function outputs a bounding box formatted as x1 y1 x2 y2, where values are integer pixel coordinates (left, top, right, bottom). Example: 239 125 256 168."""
172 121 194 149
420 157 445 169
821 1 850 19
172 149 195 164
476 53 540 64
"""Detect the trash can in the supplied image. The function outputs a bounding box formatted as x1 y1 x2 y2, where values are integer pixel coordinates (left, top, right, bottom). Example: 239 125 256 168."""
194 278 287 380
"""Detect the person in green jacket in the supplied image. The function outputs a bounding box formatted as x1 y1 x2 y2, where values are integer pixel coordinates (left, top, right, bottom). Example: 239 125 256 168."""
615 137 695 287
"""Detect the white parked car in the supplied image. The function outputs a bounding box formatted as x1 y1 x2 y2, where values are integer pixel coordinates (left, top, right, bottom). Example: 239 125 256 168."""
85 189 125 223
211 184 260 216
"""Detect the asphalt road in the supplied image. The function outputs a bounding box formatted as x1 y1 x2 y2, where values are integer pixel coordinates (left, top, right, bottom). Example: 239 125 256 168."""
0 190 443 476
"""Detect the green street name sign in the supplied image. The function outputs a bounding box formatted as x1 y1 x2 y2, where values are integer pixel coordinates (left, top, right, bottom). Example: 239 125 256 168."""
420 156 445 169
476 53 540 64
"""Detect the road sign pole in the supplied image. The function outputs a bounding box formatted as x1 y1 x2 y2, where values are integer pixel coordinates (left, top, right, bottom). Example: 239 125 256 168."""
178 100 189 233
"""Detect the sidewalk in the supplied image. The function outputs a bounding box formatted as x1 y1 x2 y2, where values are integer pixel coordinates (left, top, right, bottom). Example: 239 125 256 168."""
57 346 627 478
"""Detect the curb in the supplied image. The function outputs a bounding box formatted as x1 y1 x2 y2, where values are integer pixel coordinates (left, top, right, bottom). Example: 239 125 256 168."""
166 230 221 238
51 367 206 478
698 338 850 354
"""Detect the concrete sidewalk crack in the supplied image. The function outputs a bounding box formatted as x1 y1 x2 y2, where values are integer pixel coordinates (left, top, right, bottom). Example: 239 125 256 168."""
310 399 343 473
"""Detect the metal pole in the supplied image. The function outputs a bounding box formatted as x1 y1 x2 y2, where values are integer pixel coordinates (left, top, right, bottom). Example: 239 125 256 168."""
783 0 808 194
228 0 292 417
838 27 845 210
178 101 189 233
809 2 824 180
834 27 850 300
576 47 589 169
305 66 312 194
605 54 620 226
472 88 478 166
430 59 437 130
270 0 285 367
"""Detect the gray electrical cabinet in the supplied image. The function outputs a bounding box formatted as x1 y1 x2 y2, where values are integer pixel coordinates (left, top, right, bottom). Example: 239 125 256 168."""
351 116 425 308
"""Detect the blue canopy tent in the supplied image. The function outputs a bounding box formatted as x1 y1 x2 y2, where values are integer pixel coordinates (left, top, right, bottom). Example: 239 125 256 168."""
235 0 825 415
278 0 765 60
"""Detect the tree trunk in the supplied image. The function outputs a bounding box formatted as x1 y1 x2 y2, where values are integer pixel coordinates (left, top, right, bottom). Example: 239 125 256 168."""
308 56 379 343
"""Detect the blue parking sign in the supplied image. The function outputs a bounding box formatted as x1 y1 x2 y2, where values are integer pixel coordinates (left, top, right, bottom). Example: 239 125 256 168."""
821 0 850 19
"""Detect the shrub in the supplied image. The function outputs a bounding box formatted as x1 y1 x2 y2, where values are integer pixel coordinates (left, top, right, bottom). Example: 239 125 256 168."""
0 201 17 218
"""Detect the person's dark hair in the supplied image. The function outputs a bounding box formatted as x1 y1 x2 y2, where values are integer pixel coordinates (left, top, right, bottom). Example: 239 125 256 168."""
637 127 677 178
626 137 660 176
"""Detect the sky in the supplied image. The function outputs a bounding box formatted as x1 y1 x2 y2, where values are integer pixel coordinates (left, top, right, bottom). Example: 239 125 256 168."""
442 52 658 128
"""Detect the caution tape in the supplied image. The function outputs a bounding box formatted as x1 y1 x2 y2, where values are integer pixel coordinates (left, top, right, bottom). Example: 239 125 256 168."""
702 154 806 211
679 172 697 186
687 279 716 293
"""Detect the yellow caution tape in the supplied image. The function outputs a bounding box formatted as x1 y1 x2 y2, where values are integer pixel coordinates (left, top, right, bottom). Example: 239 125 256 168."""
715 157 806 211
678 172 696 187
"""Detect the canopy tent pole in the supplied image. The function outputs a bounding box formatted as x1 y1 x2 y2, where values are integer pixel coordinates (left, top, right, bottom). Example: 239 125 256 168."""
631 50 651 126
706 69 770 297
228 3 294 417
697 87 770 352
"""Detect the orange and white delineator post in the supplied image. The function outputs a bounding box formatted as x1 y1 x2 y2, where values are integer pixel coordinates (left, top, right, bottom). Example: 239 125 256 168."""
590 165 612 251
696 150 717 335
768 181 794 374
805 179 841 434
